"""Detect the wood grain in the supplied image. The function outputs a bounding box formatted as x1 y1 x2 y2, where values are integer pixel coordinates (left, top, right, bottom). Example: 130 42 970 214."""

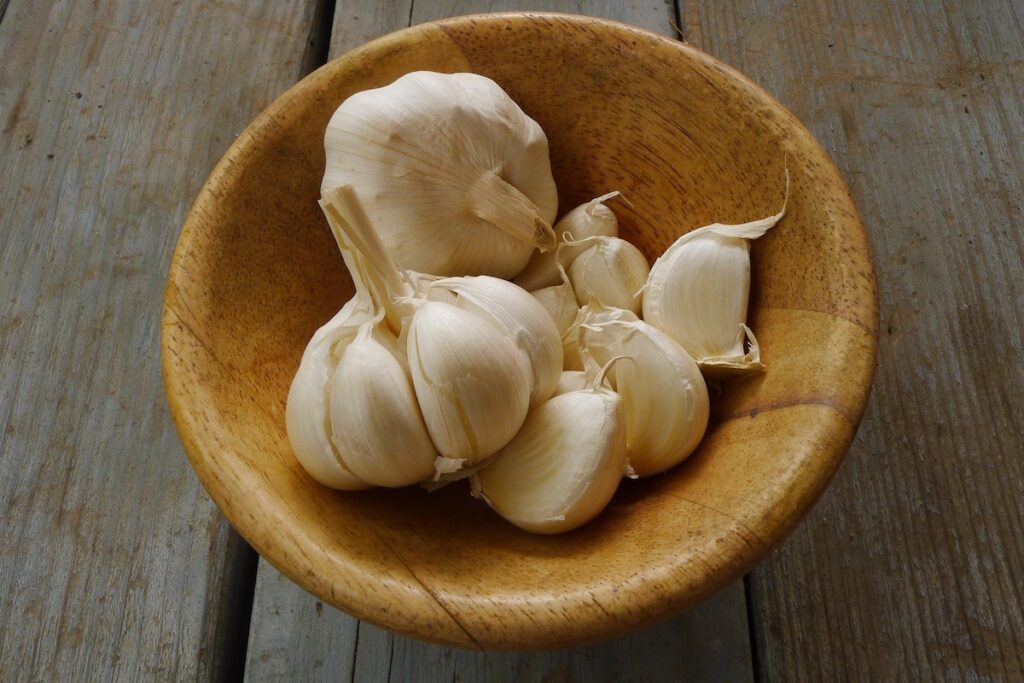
680 0 1024 680
245 3 754 679
0 1 322 679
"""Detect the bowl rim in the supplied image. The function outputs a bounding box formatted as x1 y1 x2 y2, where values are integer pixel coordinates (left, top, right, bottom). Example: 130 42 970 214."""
163 11 878 649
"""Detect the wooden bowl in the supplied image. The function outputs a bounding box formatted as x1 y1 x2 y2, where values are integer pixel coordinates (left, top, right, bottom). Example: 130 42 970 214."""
162 13 877 649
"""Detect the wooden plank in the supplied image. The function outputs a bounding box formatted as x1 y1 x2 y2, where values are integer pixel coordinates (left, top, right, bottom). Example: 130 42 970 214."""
0 1 324 680
679 0 1024 679
244 2 753 681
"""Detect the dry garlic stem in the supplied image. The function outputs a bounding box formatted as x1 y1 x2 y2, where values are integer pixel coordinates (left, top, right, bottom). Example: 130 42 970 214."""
322 71 557 278
643 177 788 378
568 236 649 315
471 359 629 534
580 310 709 476
515 192 621 290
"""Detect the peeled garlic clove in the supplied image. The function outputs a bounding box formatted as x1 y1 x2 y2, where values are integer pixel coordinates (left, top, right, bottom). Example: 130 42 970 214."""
531 278 578 336
569 237 649 316
328 322 437 487
285 298 372 490
515 192 620 291
322 71 558 278
470 380 627 534
580 319 709 476
407 301 532 465
643 198 786 378
428 276 562 407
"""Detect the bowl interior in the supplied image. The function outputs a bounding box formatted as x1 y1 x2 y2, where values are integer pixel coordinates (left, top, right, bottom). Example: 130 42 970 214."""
163 13 877 649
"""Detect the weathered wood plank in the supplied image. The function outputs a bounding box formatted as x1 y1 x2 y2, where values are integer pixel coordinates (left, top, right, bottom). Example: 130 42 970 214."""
244 2 753 680
680 0 1024 679
0 1 323 680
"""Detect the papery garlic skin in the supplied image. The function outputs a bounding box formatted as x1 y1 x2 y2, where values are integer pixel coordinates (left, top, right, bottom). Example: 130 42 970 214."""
329 322 437 487
285 298 372 490
322 71 557 278
429 276 562 406
531 279 578 336
643 209 784 378
562 303 638 371
407 301 532 465
471 384 627 534
581 318 709 476
515 192 620 291
569 237 649 315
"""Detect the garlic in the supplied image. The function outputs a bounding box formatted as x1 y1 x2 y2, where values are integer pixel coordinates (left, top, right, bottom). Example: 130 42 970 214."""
580 312 709 476
531 278 578 335
407 301 532 466
322 71 558 278
514 192 620 291
328 318 438 487
285 298 373 490
562 303 638 371
569 236 649 316
321 185 533 476
471 359 629 534
428 276 561 406
553 370 589 396
642 188 787 378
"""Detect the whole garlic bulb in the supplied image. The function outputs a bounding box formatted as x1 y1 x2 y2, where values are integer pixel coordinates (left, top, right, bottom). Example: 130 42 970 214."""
514 192 620 291
407 302 532 467
329 320 438 487
428 276 562 407
580 314 709 476
285 298 372 490
569 236 649 315
643 188 787 378
471 362 628 534
322 71 558 278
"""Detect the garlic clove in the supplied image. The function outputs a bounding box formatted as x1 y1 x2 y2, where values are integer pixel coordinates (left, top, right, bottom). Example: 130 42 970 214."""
530 278 579 336
470 378 627 534
514 192 620 291
407 301 532 466
569 237 649 316
642 187 786 377
328 321 438 487
580 318 709 476
553 370 589 396
428 276 562 407
562 302 638 372
322 71 558 278
285 298 372 490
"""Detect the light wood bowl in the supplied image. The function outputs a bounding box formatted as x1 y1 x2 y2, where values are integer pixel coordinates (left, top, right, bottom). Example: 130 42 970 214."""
162 13 877 650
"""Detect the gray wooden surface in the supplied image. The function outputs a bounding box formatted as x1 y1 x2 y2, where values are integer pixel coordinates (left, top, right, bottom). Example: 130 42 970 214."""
3 0 1023 681
682 1 1024 680
0 1 322 680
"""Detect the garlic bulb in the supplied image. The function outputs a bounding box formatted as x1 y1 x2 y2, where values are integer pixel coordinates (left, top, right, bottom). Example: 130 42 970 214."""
471 361 628 534
322 71 558 278
531 278 578 335
643 198 786 378
562 303 638 371
514 192 620 291
407 301 532 466
569 236 649 315
285 298 373 490
579 315 709 476
428 276 561 406
329 319 438 487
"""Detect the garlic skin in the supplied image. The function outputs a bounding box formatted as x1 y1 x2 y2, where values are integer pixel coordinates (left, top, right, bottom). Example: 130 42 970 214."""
407 301 532 466
285 298 372 490
514 192 620 291
471 378 627 534
643 208 785 378
429 276 562 406
322 71 558 278
562 303 638 371
569 237 649 316
531 278 578 336
329 321 438 487
580 317 709 476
